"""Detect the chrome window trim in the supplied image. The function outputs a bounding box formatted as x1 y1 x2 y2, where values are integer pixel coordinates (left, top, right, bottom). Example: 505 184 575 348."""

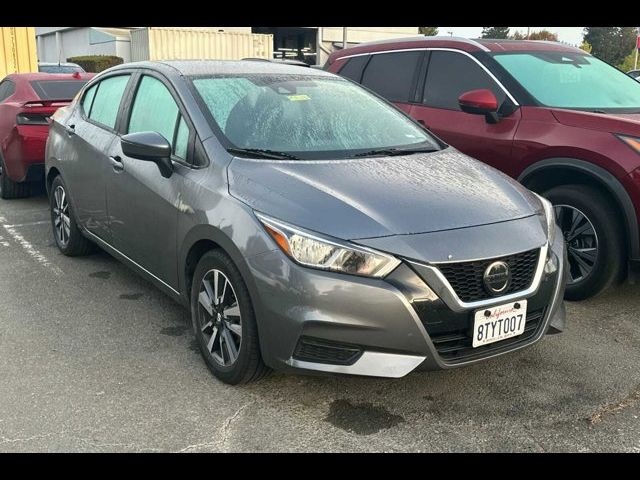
286 351 426 378
408 243 548 312
338 47 518 106
83 229 181 296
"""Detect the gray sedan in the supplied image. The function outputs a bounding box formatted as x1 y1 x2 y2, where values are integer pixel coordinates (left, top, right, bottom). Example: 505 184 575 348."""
45 60 567 384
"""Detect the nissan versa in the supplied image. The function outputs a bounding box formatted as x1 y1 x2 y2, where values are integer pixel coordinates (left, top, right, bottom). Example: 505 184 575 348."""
45 61 567 384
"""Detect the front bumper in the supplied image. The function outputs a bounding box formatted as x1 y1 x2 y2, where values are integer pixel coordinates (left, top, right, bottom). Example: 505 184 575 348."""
246 231 567 378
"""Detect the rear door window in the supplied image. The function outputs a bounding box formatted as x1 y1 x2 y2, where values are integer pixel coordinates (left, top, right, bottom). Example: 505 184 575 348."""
88 75 131 129
423 51 506 110
30 80 88 100
361 51 422 102
337 55 369 83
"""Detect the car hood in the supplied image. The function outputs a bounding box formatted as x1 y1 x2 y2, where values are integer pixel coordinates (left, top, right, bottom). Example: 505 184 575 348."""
551 108 640 136
227 147 541 240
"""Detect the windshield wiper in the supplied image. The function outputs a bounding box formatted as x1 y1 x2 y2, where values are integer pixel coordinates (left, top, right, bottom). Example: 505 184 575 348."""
227 147 300 160
351 146 439 158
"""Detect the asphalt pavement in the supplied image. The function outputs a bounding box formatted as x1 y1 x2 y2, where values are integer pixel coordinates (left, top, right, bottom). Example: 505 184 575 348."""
0 193 639 452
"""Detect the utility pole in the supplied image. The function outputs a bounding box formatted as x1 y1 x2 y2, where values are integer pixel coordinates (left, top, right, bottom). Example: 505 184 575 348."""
342 27 348 49
526 26 530 39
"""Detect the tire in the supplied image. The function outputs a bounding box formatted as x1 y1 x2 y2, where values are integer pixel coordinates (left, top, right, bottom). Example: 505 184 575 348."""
543 184 625 301
49 175 94 256
190 249 270 385
0 155 31 199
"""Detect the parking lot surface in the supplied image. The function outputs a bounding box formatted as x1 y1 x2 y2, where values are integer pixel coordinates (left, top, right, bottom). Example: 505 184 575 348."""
0 193 639 452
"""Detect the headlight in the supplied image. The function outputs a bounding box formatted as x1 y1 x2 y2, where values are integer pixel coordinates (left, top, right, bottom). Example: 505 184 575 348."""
534 193 557 246
255 213 401 278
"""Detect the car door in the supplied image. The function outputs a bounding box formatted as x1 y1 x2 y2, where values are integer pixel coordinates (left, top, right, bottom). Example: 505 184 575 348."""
106 72 194 289
408 50 522 176
62 73 132 243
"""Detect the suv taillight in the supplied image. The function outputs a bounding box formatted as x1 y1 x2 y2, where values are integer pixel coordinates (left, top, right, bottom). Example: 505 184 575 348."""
16 113 50 126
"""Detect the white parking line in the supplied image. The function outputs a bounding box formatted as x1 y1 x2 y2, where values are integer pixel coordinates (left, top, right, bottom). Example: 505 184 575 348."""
0 215 62 276
2 220 50 228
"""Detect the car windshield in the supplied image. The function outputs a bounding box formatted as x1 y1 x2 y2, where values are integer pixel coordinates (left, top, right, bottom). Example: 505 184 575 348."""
191 74 440 159
494 52 640 112
30 80 88 100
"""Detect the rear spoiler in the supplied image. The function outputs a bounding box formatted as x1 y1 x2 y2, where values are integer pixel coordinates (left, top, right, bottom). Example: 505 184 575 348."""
22 99 72 108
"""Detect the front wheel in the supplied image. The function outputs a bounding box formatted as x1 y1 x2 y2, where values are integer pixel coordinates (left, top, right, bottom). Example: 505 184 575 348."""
543 184 625 301
190 250 270 385
0 155 31 199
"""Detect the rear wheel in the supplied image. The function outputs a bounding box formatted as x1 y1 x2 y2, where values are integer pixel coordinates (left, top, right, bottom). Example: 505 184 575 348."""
49 175 93 256
190 250 269 385
542 184 625 300
0 155 31 199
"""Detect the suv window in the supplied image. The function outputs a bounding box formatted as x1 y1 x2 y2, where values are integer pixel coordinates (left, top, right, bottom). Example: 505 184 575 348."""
338 55 369 83
87 75 131 129
128 75 191 160
0 80 16 102
423 51 506 110
361 51 422 103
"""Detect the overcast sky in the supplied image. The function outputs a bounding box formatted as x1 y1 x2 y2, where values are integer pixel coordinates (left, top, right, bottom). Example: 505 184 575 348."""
440 27 585 46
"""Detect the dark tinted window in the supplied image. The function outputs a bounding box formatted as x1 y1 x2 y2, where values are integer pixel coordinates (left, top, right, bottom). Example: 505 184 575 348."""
30 80 88 100
0 80 16 102
39 65 84 74
338 55 369 83
361 51 422 103
88 75 130 129
423 51 505 110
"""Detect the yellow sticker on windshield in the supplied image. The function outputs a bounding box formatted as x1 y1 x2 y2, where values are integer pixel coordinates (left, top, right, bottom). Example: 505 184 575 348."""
287 94 311 101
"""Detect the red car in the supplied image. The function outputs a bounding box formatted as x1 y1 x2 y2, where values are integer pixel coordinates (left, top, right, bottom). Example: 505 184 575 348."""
0 72 92 199
327 36 640 300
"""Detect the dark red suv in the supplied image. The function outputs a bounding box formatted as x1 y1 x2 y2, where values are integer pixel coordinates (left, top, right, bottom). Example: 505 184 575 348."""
0 72 92 199
327 36 640 300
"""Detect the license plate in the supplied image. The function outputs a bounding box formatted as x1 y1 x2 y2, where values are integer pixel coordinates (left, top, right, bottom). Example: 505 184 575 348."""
472 300 527 348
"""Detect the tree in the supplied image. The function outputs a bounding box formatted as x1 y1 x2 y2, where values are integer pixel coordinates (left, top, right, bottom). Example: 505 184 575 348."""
580 41 592 53
419 27 439 36
618 48 638 72
527 30 559 41
510 29 558 41
583 27 638 66
481 27 510 39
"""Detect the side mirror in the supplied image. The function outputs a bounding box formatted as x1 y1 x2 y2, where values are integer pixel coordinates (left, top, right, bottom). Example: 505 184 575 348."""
458 89 500 124
121 131 173 178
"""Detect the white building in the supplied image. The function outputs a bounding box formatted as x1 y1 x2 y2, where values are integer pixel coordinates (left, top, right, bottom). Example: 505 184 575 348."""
35 27 419 66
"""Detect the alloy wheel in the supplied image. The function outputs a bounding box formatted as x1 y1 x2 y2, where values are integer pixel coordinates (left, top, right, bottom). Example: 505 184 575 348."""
554 204 598 285
197 269 243 367
53 185 71 247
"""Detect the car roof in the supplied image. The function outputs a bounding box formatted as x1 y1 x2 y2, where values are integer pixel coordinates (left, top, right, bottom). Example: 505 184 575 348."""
107 59 335 77
6 72 93 82
38 62 81 67
328 36 586 62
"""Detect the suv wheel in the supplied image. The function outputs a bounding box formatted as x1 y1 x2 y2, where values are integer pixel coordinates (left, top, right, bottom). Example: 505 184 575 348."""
49 175 94 256
0 155 31 199
543 184 625 300
190 250 270 384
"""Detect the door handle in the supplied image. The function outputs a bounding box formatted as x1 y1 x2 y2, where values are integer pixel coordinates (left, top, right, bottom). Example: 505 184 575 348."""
109 155 124 172
65 124 75 136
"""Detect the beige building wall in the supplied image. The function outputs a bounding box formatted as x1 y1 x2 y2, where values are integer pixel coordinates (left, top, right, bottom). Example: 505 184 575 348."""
316 27 419 64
